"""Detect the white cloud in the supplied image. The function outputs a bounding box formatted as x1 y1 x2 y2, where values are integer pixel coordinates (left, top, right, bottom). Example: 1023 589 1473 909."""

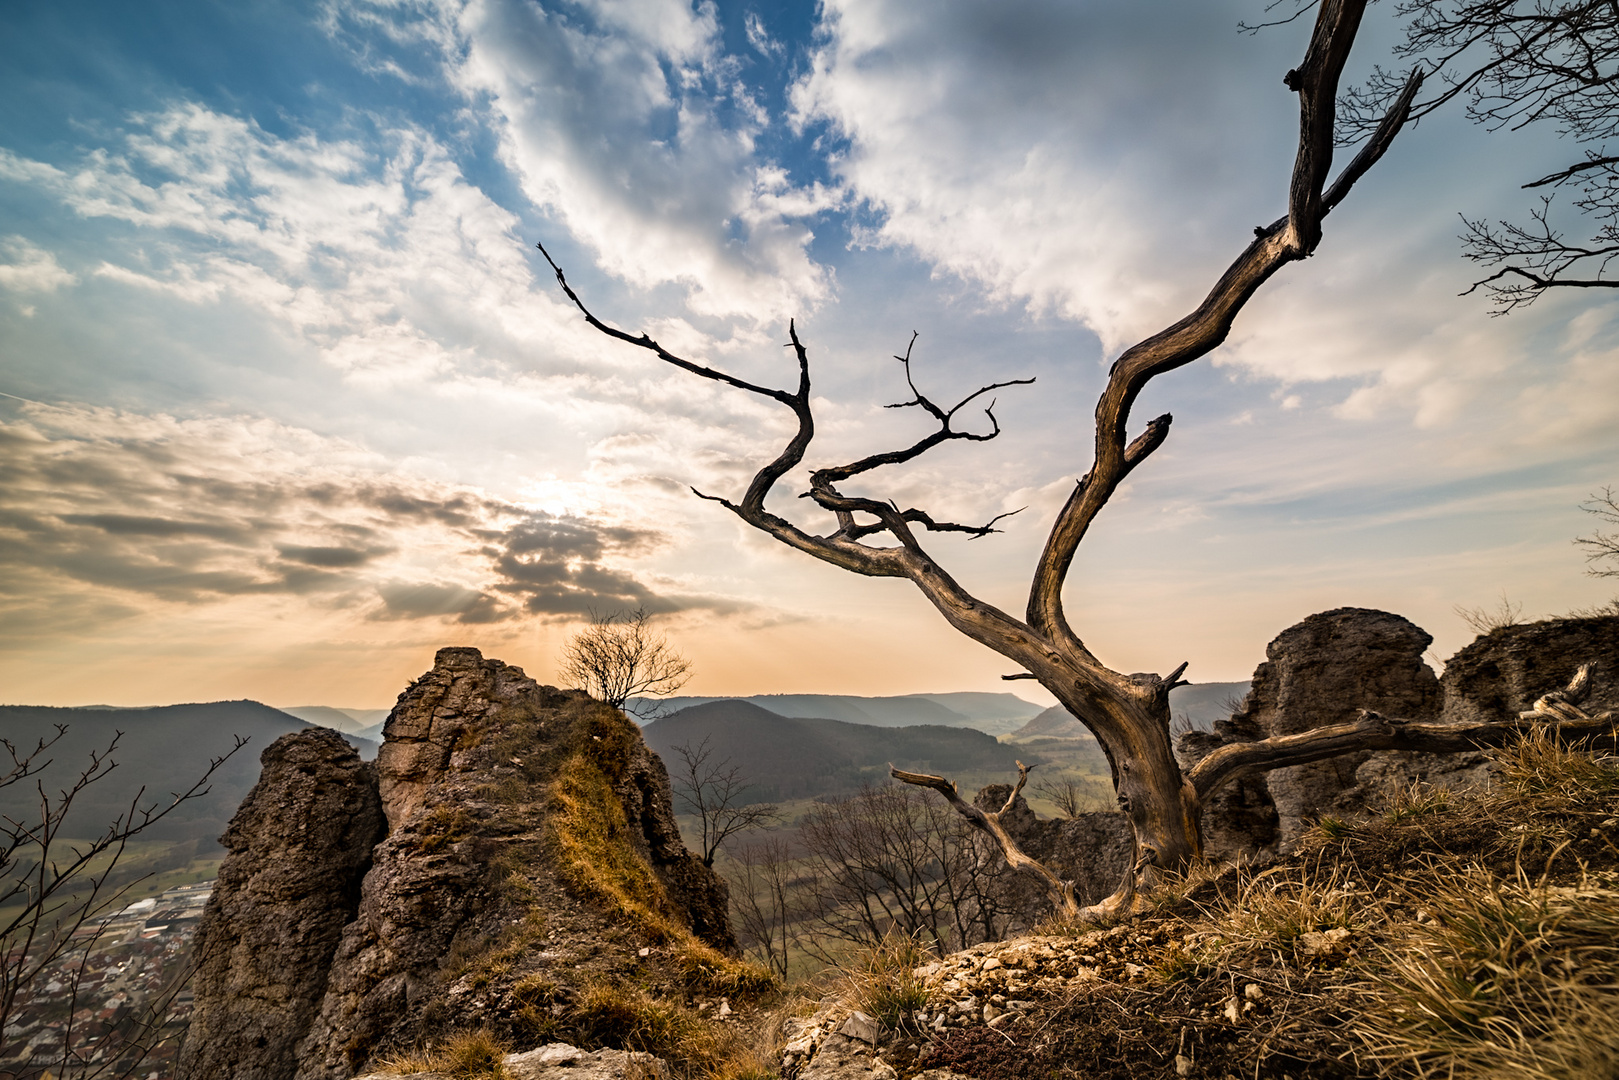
0 105 602 386
792 0 1290 351
0 236 76 294
431 0 837 321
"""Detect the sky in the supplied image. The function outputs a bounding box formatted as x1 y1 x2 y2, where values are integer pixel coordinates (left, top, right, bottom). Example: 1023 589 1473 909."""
1 0 1616 710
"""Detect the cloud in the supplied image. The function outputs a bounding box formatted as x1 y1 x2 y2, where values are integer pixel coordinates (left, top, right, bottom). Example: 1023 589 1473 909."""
791 0 1288 350
330 0 838 322
0 236 76 294
0 106 602 386
0 401 707 631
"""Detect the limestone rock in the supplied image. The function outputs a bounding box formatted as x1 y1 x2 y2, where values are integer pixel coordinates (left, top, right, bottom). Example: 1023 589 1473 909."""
352 1042 668 1080
1183 608 1444 858
183 646 737 1080
178 728 384 1080
1183 610 1619 861
795 1033 898 1080
1441 615 1619 725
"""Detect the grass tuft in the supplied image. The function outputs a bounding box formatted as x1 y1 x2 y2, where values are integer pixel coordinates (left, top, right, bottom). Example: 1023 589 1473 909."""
376 1029 511 1079
835 931 935 1034
1363 869 1619 1079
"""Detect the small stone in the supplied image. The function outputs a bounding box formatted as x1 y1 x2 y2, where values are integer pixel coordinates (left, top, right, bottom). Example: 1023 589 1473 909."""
638 947 651 957
981 957 1002 971
1223 996 1241 1023
717 999 731 1018
1176 1052 1194 1076
840 1011 880 1045
1298 927 1352 960
1244 983 1265 1002
982 1003 1001 1022
1123 963 1144 979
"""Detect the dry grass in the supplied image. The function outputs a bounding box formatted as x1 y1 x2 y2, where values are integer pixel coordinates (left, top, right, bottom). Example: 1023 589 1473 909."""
376 1029 512 1079
1350 727 1619 1078
1361 868 1619 1079
573 981 775 1079
549 707 773 997
834 932 936 1034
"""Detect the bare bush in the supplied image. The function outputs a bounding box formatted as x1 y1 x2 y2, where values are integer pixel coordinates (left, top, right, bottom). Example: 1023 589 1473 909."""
723 835 803 981
1578 487 1619 577
668 737 778 867
559 608 690 716
1454 593 1525 635
795 786 1009 960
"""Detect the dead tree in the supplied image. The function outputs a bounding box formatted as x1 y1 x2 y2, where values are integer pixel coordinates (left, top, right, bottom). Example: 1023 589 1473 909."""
668 736 778 866
540 0 1619 918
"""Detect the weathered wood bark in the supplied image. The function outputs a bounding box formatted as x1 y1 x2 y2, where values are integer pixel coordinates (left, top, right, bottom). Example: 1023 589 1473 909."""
541 0 1430 918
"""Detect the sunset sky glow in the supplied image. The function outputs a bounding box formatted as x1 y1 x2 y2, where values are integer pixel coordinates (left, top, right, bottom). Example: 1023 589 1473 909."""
2 0 1617 710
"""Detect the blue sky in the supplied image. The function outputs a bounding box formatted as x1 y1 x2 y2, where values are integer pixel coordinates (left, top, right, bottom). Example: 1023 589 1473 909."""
2 0 1615 708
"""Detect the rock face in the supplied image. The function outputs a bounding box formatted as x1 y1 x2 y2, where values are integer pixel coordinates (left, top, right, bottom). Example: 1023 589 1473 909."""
1182 609 1619 860
182 647 737 1080
1181 608 1444 858
1441 616 1619 725
178 729 384 1080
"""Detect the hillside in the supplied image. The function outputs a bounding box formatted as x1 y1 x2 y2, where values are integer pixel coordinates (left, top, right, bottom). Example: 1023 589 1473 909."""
1009 681 1249 739
0 701 377 850
635 692 1042 735
641 700 1027 802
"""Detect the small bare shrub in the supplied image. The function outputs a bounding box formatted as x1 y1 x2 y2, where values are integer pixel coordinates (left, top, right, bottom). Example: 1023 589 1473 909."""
1455 593 1525 635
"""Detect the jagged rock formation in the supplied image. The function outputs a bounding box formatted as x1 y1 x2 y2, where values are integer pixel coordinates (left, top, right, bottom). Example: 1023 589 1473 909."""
182 647 739 1080
1181 609 1619 860
178 729 384 1080
1441 615 1619 725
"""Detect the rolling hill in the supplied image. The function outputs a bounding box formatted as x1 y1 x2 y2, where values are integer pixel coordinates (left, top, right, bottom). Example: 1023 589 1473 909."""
0 701 377 851
635 691 1042 735
1008 681 1251 739
640 700 1028 803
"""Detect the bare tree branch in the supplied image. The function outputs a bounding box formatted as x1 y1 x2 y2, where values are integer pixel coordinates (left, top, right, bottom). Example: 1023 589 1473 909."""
1346 1 1619 310
1184 664 1616 798
1577 485 1619 576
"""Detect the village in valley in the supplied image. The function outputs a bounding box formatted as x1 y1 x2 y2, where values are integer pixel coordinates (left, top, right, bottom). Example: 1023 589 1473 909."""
2 882 211 1080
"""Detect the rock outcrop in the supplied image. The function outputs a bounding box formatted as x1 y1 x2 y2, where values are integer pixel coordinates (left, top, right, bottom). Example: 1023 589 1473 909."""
182 647 739 1080
1182 609 1619 860
178 729 384 1080
1441 615 1619 725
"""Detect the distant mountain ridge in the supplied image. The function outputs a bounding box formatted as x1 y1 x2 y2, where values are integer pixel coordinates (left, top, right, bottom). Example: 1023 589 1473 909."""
0 701 379 851
634 691 1042 735
1009 682 1251 739
641 699 1026 802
